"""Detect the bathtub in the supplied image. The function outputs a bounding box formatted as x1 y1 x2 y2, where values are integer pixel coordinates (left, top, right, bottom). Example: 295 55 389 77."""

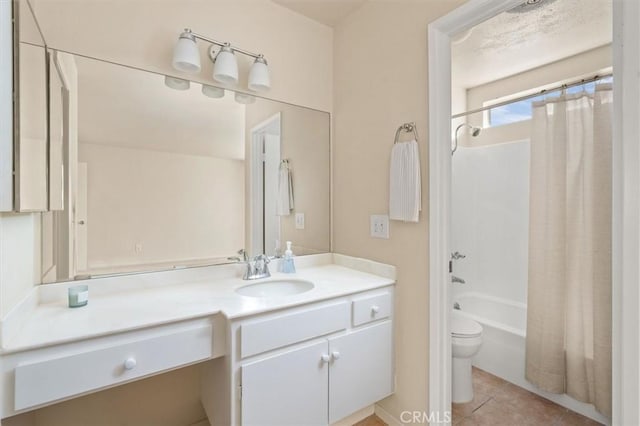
454 292 610 425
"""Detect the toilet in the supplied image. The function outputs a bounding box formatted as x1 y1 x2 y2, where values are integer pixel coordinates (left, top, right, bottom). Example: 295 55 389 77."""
451 310 483 403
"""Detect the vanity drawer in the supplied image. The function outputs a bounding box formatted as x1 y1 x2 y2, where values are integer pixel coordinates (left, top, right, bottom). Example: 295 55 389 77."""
240 301 349 358
14 324 213 411
352 291 392 326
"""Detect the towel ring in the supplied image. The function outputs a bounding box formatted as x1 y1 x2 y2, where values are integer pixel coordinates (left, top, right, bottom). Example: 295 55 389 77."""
394 122 419 144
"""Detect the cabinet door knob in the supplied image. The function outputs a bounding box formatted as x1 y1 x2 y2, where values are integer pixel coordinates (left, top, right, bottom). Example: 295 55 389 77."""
371 305 380 315
124 357 137 370
331 351 341 360
321 354 331 363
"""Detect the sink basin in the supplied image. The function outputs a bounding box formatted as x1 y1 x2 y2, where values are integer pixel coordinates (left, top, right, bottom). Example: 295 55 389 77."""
236 279 314 297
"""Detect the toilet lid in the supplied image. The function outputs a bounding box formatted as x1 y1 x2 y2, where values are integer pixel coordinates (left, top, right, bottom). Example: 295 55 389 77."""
451 312 483 337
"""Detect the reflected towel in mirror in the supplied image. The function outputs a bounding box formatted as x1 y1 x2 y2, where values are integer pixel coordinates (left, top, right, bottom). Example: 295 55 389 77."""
276 159 294 216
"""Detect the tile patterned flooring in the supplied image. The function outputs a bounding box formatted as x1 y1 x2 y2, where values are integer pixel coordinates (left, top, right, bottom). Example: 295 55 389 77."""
452 367 604 426
354 415 387 426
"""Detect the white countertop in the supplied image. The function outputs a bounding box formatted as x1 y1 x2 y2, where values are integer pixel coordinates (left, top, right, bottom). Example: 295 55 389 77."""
1 254 395 354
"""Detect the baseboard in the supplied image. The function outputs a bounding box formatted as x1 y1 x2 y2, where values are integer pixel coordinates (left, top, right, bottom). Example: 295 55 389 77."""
374 404 402 426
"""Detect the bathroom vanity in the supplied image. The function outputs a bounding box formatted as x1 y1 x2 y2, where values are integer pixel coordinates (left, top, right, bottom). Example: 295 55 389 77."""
0 254 395 425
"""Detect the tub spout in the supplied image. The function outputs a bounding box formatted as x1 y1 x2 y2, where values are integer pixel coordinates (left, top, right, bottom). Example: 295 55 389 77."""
452 275 466 284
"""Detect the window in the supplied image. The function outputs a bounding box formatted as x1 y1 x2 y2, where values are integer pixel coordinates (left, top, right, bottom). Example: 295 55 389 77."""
483 76 613 128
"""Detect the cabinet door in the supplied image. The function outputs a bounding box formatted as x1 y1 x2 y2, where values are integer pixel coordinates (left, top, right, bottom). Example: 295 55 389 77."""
328 321 394 423
241 341 329 426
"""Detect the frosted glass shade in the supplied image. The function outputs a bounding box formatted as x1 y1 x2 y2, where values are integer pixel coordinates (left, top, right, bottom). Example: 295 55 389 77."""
213 47 239 84
235 92 256 104
248 57 270 92
172 33 201 73
164 76 190 90
202 84 225 98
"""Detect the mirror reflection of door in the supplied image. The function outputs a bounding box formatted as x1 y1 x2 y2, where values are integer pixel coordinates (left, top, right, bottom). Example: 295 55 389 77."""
251 113 282 257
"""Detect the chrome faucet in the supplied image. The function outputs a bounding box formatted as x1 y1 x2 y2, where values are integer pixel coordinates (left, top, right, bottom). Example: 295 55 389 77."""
243 254 271 280
228 249 248 263
452 275 466 284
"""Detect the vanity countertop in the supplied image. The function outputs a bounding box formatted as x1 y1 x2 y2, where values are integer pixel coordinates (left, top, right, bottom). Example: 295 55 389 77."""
1 254 395 354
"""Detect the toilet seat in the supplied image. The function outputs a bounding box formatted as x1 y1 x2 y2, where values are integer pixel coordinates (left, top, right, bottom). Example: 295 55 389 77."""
451 312 483 338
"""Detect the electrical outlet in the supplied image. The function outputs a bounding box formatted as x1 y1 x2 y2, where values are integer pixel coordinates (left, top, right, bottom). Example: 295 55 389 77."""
370 215 389 239
135 243 143 254
295 213 305 230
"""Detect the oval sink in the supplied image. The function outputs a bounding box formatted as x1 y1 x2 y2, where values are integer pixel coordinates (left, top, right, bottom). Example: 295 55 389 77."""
236 279 314 297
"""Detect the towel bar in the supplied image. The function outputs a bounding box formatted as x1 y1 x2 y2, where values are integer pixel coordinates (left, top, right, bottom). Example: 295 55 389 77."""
394 122 419 144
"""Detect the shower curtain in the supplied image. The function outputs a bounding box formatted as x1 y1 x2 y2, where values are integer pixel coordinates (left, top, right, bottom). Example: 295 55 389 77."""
525 84 612 416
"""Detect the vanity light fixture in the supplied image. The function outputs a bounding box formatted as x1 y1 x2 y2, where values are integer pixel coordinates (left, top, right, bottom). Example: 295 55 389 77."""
234 92 256 105
202 84 225 98
171 28 271 92
164 75 190 90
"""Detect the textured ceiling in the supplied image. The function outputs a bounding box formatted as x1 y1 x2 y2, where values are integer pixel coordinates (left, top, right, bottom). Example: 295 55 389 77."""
271 0 367 27
452 0 612 88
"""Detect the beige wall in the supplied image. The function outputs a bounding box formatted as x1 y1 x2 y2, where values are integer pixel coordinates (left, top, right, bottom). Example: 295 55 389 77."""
245 102 331 256
333 0 464 421
79 143 244 272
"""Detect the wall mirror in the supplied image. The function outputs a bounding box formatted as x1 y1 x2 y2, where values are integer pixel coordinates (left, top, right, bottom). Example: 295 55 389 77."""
39 51 330 283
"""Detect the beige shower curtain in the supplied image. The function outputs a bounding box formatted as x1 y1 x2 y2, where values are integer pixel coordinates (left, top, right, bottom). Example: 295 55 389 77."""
525 84 612 417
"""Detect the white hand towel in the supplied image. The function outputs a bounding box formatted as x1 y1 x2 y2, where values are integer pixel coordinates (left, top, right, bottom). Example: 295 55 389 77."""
389 139 421 222
276 161 294 216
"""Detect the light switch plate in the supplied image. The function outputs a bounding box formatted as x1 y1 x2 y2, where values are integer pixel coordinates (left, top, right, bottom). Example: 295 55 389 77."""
370 215 389 239
295 213 305 229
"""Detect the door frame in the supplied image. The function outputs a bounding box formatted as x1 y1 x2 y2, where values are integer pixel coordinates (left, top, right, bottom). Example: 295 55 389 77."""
249 112 281 256
427 1 639 424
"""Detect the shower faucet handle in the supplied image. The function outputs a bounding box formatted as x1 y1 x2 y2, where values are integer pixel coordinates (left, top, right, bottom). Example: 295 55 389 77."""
451 251 466 260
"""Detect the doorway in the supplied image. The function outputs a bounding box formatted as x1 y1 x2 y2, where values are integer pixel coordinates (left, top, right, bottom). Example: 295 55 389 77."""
427 0 640 424
250 113 282 256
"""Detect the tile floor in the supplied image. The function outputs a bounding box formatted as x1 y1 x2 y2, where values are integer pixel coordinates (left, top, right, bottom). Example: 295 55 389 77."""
452 367 604 426
354 414 387 426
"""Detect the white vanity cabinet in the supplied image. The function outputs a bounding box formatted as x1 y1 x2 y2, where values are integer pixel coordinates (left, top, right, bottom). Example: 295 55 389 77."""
203 285 394 426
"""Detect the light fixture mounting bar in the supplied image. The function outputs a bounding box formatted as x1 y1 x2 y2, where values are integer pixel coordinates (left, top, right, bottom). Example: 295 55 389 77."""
188 29 263 60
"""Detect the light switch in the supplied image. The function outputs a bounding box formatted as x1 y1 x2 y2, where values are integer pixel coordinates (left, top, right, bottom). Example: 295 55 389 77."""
295 213 305 229
370 215 389 239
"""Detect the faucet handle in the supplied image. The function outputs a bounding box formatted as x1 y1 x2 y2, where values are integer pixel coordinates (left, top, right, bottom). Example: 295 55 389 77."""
253 254 270 264
238 249 248 262
451 251 466 260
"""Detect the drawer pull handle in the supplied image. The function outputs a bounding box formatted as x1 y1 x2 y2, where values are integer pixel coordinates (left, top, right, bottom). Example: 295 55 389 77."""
371 305 380 315
331 351 341 361
124 357 137 370
321 354 331 364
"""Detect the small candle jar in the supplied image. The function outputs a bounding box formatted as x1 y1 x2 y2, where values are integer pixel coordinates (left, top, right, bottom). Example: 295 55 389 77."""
68 285 89 308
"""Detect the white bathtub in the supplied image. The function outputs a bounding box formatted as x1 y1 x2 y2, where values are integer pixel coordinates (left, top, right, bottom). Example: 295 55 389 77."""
454 292 610 425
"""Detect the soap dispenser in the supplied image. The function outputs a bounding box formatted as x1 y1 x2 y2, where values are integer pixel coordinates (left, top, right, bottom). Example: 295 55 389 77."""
281 241 296 273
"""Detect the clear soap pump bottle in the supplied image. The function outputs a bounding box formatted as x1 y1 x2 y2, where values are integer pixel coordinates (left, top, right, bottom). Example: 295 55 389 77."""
281 241 296 273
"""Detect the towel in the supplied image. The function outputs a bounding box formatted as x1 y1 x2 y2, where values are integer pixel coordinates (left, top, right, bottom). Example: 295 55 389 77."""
389 139 421 222
276 160 294 216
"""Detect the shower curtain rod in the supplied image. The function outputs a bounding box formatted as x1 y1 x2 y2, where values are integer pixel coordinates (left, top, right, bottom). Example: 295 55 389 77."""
451 73 613 119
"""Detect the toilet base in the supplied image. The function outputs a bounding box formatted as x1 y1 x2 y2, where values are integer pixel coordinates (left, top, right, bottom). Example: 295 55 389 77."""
452 357 473 403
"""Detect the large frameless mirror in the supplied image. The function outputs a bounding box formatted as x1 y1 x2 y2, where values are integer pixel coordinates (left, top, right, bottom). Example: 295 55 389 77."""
38 51 330 283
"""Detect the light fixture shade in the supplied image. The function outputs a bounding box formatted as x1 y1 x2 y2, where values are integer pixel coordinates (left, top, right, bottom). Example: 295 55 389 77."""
164 75 190 90
213 45 239 84
248 56 270 92
235 92 256 105
172 31 201 73
202 84 225 98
